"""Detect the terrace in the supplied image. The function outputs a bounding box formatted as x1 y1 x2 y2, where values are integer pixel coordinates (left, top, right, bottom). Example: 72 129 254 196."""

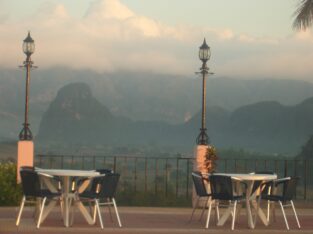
1 155 313 233
1 206 313 234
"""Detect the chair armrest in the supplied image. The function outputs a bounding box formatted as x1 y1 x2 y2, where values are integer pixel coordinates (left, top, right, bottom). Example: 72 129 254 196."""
273 176 300 187
272 177 291 187
38 172 54 178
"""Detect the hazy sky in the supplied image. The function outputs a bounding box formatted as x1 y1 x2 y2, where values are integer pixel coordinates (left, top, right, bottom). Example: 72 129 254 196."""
1 0 313 81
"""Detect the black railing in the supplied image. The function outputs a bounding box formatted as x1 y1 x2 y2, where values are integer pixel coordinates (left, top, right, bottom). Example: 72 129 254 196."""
36 155 313 204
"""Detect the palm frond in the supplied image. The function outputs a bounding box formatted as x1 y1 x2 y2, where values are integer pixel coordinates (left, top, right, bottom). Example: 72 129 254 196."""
293 0 313 30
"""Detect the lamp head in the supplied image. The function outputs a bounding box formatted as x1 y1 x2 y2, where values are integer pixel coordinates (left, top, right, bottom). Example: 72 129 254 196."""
23 31 35 56
199 38 210 62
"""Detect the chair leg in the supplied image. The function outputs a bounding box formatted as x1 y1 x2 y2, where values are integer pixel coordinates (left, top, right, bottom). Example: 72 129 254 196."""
267 200 270 222
279 201 289 230
236 202 242 219
231 201 237 230
112 198 122 227
37 197 47 228
93 204 97 223
95 200 103 229
290 200 301 229
215 201 220 222
199 197 209 220
189 197 199 222
205 200 213 228
16 196 26 226
107 198 114 222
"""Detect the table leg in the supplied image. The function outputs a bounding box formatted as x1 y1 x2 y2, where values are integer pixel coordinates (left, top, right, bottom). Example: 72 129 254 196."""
62 177 74 227
39 200 57 224
251 199 269 226
246 182 255 229
217 205 232 226
75 201 96 225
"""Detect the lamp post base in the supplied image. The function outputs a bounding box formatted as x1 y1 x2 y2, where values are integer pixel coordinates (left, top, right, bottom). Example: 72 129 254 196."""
196 128 209 145
19 124 33 140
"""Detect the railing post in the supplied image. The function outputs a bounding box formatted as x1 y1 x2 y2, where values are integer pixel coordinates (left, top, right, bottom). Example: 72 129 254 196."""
186 158 190 198
113 156 117 172
304 159 307 200
225 159 228 172
155 158 158 195
284 160 288 177
165 158 168 197
145 157 148 193
61 155 64 169
93 156 96 169
176 158 179 198
134 157 137 193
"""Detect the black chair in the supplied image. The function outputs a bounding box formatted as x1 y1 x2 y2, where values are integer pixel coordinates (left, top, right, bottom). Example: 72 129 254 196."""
77 173 121 229
206 175 246 230
16 168 61 228
190 171 213 222
257 177 301 230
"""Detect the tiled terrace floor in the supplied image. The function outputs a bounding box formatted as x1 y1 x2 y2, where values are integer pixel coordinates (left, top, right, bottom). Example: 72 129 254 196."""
0 206 312 234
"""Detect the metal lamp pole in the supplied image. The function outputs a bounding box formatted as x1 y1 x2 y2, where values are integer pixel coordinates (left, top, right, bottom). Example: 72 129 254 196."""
19 32 35 140
196 38 213 145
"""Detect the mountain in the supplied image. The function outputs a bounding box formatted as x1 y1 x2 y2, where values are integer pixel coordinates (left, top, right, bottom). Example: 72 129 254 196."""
36 82 313 156
1 67 313 141
182 98 313 155
36 83 177 152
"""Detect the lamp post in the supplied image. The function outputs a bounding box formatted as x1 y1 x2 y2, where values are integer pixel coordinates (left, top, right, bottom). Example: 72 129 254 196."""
196 38 213 145
19 32 35 140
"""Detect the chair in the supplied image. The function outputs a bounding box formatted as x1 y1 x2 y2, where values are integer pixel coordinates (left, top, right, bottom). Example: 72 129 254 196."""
77 173 121 229
206 175 246 230
16 168 61 228
190 171 213 222
257 177 301 230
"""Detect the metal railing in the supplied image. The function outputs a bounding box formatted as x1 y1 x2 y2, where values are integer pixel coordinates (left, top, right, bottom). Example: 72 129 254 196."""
36 155 313 204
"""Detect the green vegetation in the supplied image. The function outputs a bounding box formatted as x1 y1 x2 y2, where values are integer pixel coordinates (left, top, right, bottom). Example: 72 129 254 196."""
0 162 22 206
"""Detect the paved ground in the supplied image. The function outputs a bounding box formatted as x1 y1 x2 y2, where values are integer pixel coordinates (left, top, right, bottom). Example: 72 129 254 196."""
0 205 312 234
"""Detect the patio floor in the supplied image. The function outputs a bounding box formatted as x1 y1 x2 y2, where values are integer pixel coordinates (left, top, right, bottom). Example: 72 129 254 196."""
0 205 312 234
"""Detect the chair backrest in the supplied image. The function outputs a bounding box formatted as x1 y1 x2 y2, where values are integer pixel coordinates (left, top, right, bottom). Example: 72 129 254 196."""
20 166 35 171
96 168 113 174
251 171 276 175
191 171 209 197
20 168 41 197
93 173 120 198
209 175 234 200
282 177 299 201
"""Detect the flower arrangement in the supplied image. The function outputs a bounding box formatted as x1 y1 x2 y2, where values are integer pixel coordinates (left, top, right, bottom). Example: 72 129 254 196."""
204 145 218 173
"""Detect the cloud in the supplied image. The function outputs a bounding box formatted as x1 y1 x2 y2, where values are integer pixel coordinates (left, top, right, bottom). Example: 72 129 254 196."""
0 0 313 81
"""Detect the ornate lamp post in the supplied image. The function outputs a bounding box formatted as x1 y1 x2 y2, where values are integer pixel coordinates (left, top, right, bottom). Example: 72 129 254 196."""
196 38 213 145
19 32 35 140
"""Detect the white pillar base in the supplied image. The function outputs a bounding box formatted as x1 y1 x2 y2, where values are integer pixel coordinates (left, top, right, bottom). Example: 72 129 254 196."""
192 145 209 208
17 140 34 183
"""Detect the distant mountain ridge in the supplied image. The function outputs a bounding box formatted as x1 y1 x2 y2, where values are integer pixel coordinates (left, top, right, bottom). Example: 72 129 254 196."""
37 82 313 156
1 67 313 144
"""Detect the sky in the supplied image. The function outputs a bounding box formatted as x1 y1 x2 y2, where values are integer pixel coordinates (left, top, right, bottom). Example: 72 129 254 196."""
1 0 313 81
